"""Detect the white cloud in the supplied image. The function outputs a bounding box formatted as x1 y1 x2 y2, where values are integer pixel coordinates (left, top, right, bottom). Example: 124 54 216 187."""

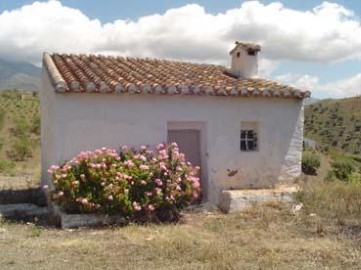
275 73 319 90
317 73 361 98
0 0 360 98
0 0 360 67
275 72 361 98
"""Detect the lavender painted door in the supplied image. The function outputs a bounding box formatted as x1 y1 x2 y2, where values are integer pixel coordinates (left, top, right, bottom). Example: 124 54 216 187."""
167 129 201 167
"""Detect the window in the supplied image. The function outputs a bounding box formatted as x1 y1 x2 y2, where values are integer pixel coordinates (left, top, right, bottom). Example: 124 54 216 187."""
240 122 259 152
236 52 241 58
247 50 256 56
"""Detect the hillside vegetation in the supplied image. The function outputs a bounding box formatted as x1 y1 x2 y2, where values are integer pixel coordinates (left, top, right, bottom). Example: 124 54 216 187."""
304 96 361 155
0 90 40 175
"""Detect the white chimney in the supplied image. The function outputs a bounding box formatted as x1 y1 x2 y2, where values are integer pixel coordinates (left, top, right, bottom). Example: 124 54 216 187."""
229 41 261 78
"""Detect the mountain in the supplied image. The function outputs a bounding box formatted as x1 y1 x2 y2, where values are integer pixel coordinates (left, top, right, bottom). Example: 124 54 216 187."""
0 58 41 91
304 96 361 154
303 97 321 106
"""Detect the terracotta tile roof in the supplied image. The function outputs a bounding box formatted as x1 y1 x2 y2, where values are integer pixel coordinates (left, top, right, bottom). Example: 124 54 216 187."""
43 53 311 99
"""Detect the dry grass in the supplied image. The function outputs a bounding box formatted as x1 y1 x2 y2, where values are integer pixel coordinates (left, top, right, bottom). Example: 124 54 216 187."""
1 200 360 270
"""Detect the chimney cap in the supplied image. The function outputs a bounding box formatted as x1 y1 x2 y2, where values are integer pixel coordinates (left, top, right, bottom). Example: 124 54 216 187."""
229 41 261 55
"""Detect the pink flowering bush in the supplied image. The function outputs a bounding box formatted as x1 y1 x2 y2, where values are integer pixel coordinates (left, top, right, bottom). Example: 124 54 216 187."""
48 143 201 221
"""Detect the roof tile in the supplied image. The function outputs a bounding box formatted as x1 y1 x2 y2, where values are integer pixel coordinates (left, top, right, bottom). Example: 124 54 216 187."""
43 53 311 99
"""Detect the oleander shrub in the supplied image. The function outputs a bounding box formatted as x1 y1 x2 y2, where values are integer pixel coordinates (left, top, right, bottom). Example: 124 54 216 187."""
48 143 201 221
302 150 321 175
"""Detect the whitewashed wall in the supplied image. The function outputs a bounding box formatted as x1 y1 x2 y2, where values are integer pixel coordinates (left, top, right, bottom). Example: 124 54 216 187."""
41 73 304 205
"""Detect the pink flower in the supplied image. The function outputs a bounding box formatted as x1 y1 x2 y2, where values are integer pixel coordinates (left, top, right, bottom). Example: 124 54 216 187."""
192 182 200 188
171 142 178 147
139 155 147 161
124 160 135 168
148 204 155 211
80 174 85 180
81 198 88 204
42 185 49 190
155 178 163 186
132 201 141 211
159 162 167 171
159 149 167 156
140 180 147 185
156 143 165 150
121 145 129 151
108 195 114 201
139 165 149 170
140 145 147 151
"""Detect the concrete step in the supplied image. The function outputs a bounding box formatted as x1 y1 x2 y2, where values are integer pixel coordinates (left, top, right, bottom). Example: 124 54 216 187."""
0 203 48 219
219 186 298 213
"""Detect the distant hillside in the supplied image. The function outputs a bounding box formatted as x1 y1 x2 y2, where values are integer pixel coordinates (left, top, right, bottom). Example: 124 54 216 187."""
304 96 361 154
0 58 40 91
0 90 40 174
303 97 320 106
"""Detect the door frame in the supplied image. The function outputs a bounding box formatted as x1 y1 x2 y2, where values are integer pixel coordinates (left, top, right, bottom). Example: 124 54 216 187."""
167 121 208 200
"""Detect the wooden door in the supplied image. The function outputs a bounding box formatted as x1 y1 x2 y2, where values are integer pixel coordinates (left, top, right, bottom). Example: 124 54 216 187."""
167 129 201 167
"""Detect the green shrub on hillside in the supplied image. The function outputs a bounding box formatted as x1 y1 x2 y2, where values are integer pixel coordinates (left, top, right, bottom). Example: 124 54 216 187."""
302 150 321 175
331 158 357 182
7 137 34 161
0 159 16 173
0 137 4 151
10 118 31 138
0 108 5 131
304 97 361 154
31 114 40 135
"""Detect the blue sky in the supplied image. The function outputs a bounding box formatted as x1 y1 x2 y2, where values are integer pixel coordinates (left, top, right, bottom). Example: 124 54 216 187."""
1 0 359 22
0 0 360 98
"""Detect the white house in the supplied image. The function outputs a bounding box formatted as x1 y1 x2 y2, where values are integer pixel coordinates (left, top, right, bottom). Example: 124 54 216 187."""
40 42 310 205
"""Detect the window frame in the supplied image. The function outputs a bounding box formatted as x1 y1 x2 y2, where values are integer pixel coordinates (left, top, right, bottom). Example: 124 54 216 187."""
240 122 259 152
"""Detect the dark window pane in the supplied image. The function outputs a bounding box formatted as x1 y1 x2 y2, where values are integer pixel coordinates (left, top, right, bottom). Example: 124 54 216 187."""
240 141 247 151
241 131 246 139
248 140 254 150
